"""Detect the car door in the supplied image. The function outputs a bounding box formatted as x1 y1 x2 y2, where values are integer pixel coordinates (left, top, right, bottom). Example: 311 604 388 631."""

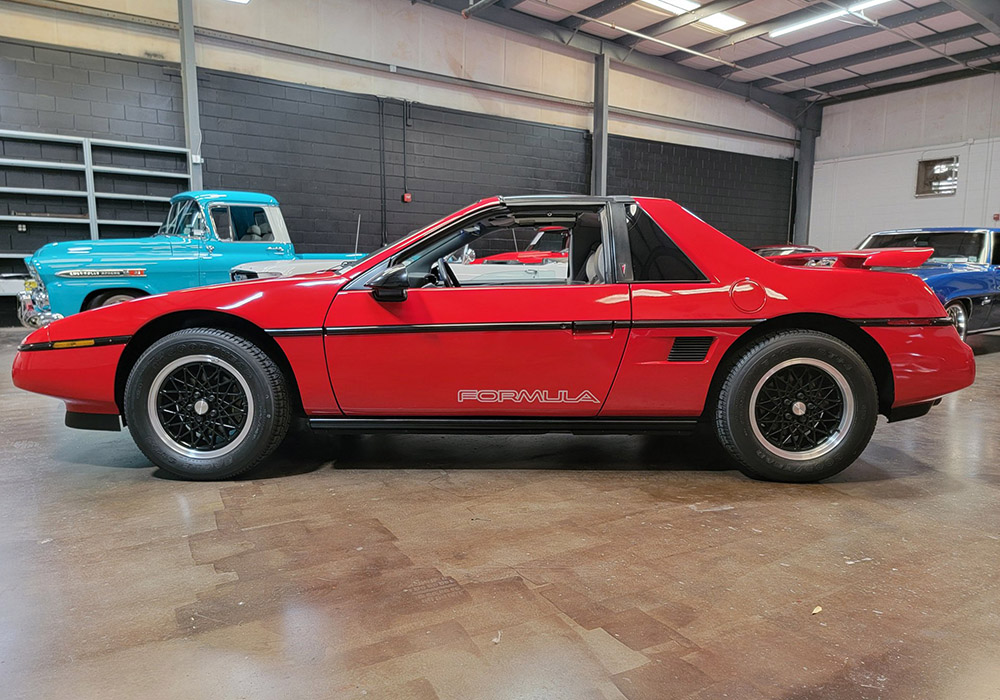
199 203 293 285
601 200 744 418
988 231 1000 329
323 204 631 416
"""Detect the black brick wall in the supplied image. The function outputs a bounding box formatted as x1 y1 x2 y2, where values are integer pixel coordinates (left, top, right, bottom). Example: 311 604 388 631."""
198 71 589 254
607 135 793 246
0 40 184 146
1 38 793 267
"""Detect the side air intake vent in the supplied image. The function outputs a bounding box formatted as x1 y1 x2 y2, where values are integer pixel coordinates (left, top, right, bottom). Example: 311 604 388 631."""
668 336 715 362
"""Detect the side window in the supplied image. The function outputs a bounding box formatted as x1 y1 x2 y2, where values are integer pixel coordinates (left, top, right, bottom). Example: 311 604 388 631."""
625 203 705 282
210 206 232 241
227 206 273 242
993 232 1000 266
397 207 607 287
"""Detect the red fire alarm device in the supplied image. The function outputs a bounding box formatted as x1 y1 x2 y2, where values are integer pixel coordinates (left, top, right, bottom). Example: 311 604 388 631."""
993 213 999 222
401 192 412 204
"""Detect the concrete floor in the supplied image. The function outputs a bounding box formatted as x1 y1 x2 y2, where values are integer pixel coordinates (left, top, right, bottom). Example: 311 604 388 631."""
2 327 999 700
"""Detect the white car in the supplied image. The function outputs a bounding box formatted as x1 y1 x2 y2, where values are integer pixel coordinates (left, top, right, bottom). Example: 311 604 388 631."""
231 254 568 285
230 258 350 281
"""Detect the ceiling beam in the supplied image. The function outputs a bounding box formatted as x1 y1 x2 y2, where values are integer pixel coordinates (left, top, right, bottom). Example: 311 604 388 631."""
940 0 1000 39
559 0 642 31
817 60 1000 104
620 0 754 47
663 0 860 60
785 44 1000 99
750 23 988 89
710 3 955 77
462 0 504 17
419 0 809 122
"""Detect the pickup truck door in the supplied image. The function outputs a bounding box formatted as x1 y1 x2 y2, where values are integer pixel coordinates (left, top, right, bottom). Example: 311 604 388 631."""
199 204 293 285
323 205 630 416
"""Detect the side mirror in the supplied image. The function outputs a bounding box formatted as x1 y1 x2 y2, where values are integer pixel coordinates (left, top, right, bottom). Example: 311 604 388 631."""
367 264 408 302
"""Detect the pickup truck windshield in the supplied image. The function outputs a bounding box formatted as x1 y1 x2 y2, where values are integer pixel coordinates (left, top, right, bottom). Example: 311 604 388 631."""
156 199 204 237
862 231 985 263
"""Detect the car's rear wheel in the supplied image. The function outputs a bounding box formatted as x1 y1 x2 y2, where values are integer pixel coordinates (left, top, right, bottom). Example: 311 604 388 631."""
124 328 290 480
945 301 968 341
87 290 143 310
714 330 878 482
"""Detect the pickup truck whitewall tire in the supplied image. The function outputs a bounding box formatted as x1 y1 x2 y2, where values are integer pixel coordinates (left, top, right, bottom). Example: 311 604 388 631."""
123 328 291 479
86 290 144 310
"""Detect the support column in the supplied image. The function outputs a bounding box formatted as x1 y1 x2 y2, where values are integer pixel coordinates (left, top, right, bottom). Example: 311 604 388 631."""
178 0 203 190
792 107 821 245
591 53 610 196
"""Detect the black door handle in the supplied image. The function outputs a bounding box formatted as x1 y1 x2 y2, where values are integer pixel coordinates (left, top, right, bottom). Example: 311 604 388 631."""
572 320 615 334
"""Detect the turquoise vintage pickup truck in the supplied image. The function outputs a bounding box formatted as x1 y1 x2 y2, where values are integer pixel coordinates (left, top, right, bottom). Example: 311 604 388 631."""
17 190 361 328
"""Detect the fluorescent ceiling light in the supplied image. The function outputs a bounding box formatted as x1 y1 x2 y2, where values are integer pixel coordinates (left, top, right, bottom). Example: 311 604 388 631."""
220 0 251 4
769 0 891 38
643 0 746 33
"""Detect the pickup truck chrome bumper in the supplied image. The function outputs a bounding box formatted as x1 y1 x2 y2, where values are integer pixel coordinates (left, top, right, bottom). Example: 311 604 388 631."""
17 286 62 329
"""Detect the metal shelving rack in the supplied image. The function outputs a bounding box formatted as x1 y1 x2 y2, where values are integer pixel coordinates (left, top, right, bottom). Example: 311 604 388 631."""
0 129 192 262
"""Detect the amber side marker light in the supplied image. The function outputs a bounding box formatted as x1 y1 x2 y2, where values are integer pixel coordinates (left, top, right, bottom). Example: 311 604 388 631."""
52 339 96 349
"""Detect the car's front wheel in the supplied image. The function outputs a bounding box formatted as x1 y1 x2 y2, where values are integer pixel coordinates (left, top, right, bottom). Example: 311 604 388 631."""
714 330 878 482
124 328 290 479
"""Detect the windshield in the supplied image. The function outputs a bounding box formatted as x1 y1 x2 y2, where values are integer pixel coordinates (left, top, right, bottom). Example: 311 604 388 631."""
333 232 414 273
861 231 985 263
529 229 570 252
156 199 204 237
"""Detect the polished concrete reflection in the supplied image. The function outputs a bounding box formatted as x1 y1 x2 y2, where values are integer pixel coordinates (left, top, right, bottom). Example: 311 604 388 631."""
2 327 999 699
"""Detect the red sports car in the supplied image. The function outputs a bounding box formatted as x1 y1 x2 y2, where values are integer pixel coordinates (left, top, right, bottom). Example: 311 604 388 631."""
12 195 974 482
473 225 569 265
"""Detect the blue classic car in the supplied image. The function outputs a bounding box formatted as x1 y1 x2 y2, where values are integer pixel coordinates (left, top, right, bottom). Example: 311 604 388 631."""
17 190 361 328
857 227 1000 340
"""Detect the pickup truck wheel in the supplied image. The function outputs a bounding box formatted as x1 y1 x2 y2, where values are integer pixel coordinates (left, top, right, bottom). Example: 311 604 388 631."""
714 330 878 483
87 290 142 310
123 328 290 480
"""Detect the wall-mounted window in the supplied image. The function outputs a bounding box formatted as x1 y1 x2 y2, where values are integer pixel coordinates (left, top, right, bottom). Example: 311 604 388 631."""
916 156 959 197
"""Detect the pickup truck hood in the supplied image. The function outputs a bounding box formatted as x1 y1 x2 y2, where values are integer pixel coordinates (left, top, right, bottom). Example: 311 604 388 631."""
30 237 179 267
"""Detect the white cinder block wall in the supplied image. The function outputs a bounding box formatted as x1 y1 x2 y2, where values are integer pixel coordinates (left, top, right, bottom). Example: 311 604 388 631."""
809 73 1000 251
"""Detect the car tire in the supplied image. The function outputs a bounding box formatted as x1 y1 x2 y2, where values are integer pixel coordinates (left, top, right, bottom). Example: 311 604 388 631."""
123 328 291 480
87 290 142 310
714 330 878 483
945 301 968 342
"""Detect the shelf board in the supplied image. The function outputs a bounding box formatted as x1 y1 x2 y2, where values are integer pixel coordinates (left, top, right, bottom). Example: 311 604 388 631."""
92 165 190 180
94 192 172 202
0 215 88 224
0 158 86 171
96 219 161 227
0 187 88 197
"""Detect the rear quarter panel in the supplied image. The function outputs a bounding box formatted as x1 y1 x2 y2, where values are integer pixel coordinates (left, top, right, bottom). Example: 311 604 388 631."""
614 198 965 415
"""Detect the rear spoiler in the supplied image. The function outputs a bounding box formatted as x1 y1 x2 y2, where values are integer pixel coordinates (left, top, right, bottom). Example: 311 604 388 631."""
768 247 933 269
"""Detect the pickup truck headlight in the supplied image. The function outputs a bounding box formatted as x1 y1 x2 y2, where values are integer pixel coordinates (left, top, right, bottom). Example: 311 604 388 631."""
26 262 42 284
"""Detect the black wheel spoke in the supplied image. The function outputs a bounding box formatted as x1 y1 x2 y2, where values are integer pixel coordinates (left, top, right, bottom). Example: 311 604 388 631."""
754 363 845 454
156 360 248 453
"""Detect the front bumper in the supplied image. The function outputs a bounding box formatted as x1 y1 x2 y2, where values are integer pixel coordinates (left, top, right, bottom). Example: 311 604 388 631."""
16 285 63 329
